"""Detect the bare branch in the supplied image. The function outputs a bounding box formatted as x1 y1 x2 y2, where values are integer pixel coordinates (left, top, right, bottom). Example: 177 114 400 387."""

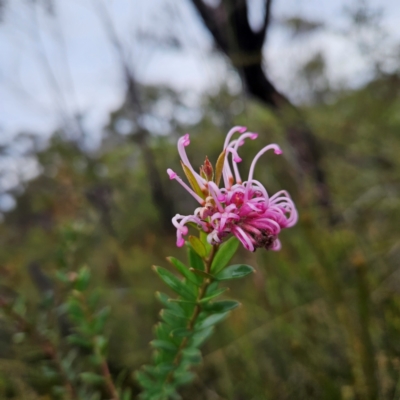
256 0 273 43
190 0 228 50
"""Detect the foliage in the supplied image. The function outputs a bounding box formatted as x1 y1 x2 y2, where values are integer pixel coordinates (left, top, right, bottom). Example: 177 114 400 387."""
137 237 253 399
0 73 399 399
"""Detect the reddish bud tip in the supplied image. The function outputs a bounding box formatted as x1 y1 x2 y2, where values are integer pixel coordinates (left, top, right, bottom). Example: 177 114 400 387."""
201 156 214 181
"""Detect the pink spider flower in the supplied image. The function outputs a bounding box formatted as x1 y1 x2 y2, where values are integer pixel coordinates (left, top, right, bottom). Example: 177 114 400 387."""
167 126 298 252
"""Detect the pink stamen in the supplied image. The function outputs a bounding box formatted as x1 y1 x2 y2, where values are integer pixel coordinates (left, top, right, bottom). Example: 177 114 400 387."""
208 181 225 212
177 134 207 190
232 226 254 252
231 132 258 184
245 144 282 199
167 169 205 204
169 127 297 252
223 126 247 150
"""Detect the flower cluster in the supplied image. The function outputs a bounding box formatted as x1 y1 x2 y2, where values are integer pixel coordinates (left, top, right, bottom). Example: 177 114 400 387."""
167 126 298 252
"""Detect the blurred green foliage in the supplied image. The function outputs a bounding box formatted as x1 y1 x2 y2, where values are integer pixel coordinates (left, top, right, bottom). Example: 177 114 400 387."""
0 74 400 399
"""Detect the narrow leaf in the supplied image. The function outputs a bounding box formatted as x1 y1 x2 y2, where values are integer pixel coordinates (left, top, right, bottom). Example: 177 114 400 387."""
153 266 196 300
150 340 178 352
214 149 226 187
190 326 214 347
80 372 105 385
173 371 196 386
156 293 186 317
167 257 200 285
181 161 205 199
215 264 255 280
189 236 207 258
196 312 229 330
122 388 132 400
154 322 172 341
211 236 239 274
75 266 91 291
200 231 212 254
181 348 202 364
189 268 215 280
187 244 204 271
160 310 188 327
199 287 228 303
168 298 197 304
203 300 240 313
170 328 193 338
135 371 155 389
67 334 92 349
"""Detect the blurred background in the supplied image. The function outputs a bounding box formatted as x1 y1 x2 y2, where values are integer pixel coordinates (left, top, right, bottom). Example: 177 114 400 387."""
0 0 400 399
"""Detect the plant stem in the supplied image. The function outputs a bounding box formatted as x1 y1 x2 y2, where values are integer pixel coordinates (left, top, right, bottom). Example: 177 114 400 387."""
100 359 120 400
77 293 120 400
166 244 219 383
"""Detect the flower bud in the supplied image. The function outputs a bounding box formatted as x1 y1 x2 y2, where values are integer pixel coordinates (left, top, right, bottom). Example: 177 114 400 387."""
199 156 213 181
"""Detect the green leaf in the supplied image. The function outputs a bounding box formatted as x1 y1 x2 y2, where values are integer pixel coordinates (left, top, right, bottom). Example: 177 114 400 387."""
181 161 205 199
172 371 196 386
154 322 173 342
93 306 110 333
196 312 229 330
189 268 215 280
206 281 219 293
88 290 101 309
67 334 92 349
211 237 239 274
67 300 85 321
168 298 197 305
150 340 178 352
80 372 105 385
122 388 132 400
215 264 255 280
167 257 200 285
170 327 193 338
61 349 78 370
200 287 228 303
200 231 212 254
75 265 91 291
94 335 108 356
189 236 207 258
187 245 204 271
153 266 196 300
160 310 188 327
190 326 214 347
214 149 226 187
203 300 240 313
135 371 155 389
181 348 202 364
55 271 70 284
156 293 186 317
88 353 103 367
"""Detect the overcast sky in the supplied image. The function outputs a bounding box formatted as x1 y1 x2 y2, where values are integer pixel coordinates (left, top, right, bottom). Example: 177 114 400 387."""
0 0 400 146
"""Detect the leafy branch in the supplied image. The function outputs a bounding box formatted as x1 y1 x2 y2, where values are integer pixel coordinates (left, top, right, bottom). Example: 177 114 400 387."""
137 234 254 400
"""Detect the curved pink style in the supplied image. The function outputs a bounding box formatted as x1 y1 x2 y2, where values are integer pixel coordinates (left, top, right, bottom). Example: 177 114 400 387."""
167 127 298 251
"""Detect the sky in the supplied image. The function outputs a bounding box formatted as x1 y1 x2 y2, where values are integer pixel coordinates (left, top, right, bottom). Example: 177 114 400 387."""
0 0 400 146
